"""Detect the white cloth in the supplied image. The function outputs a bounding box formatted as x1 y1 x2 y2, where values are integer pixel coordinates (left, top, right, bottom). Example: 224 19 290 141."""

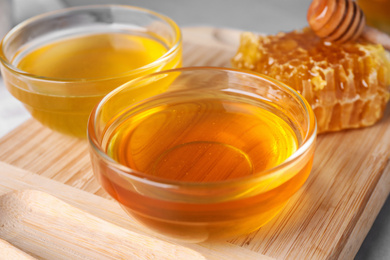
0 79 30 137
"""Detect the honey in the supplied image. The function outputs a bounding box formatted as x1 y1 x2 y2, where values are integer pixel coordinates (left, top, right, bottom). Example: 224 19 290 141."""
95 91 312 240
232 28 390 133
6 32 179 137
106 93 298 181
357 0 390 35
16 33 168 79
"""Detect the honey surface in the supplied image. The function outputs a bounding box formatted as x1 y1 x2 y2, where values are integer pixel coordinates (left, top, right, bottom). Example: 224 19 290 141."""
16 33 168 79
105 95 298 182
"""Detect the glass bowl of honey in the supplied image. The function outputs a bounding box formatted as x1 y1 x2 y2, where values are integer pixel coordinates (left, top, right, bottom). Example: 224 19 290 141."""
0 5 182 138
87 67 317 242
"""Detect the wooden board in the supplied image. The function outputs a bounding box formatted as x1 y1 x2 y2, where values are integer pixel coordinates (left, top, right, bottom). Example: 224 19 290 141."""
0 162 267 260
0 27 389 260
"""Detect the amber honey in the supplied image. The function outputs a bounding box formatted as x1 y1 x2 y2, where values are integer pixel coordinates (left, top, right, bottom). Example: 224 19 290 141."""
95 91 313 240
358 0 390 34
6 32 175 137
88 68 317 241
105 94 298 180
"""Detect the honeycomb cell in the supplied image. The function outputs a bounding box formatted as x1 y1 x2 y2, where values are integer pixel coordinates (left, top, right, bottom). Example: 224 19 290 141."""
232 28 390 133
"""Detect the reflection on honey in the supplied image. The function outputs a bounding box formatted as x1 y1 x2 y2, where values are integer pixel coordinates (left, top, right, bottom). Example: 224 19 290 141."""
16 33 168 79
96 92 313 240
106 96 298 180
8 33 179 137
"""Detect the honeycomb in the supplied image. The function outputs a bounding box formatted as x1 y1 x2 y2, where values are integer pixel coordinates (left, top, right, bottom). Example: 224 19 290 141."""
232 27 390 133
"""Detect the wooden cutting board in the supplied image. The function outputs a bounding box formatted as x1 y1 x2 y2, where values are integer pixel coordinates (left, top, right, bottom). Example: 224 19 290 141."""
0 27 389 260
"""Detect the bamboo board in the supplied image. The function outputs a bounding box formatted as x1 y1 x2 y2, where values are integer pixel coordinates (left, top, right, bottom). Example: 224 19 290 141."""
0 162 266 260
0 27 389 260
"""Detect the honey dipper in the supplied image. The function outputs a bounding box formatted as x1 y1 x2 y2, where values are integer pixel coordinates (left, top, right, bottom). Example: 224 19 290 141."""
307 0 390 50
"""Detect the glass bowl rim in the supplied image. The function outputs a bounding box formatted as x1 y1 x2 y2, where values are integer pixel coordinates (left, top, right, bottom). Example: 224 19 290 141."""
87 66 317 188
0 4 182 83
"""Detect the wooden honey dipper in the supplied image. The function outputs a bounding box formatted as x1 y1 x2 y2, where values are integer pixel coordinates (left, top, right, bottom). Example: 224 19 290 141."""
307 0 390 50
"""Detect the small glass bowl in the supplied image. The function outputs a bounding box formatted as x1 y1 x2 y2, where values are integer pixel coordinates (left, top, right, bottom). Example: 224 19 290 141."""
87 67 317 242
0 5 182 138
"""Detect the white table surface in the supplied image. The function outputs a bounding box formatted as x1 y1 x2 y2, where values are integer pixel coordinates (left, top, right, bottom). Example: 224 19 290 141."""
1 1 389 259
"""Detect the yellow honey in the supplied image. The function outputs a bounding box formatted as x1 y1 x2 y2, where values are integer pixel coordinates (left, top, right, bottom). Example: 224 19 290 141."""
7 32 180 137
16 33 168 79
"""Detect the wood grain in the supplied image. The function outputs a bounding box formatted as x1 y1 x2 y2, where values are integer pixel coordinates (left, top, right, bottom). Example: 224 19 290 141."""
0 238 36 260
0 27 389 259
0 162 271 260
0 189 207 260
